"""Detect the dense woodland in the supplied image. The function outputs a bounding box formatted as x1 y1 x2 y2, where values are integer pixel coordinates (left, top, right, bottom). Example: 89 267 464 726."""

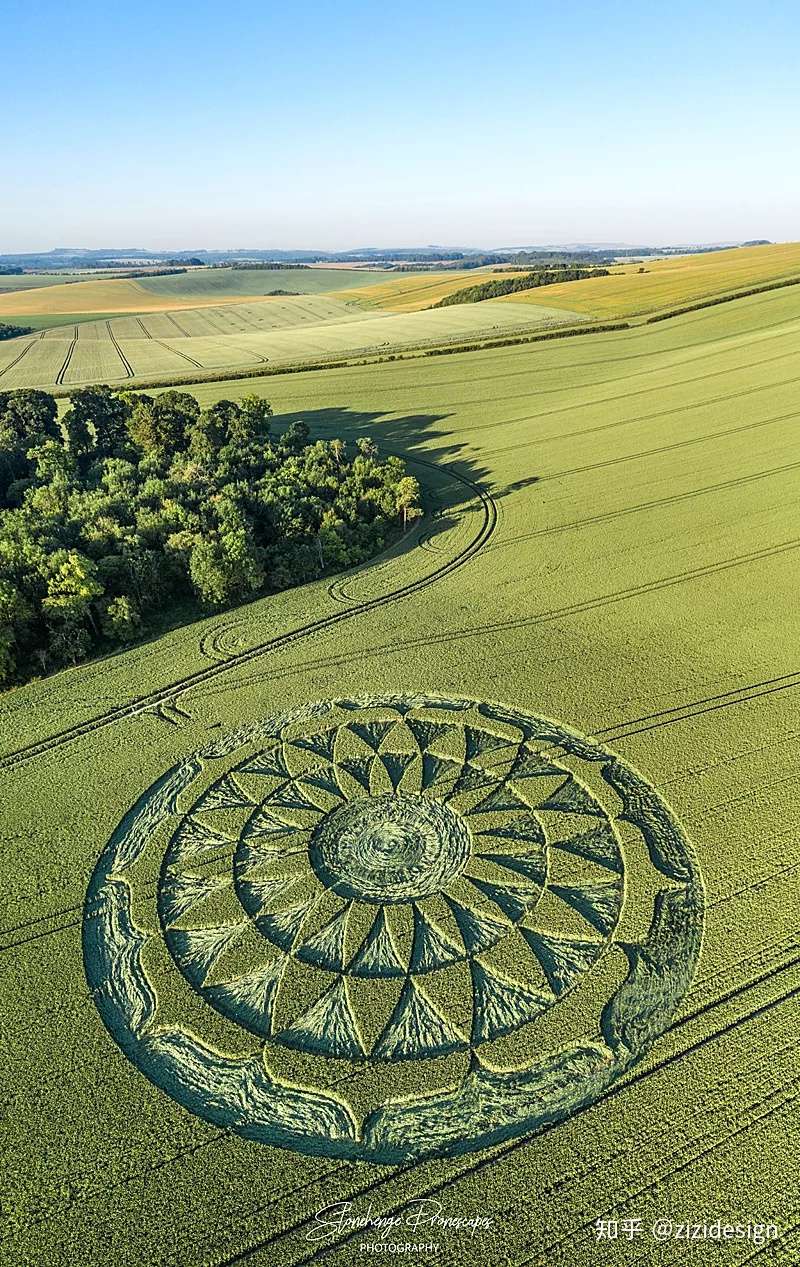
433 267 609 306
0 386 422 689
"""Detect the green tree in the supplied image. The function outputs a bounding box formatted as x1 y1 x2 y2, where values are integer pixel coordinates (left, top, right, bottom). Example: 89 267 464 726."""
101 595 141 643
127 390 198 455
394 475 423 529
63 386 131 458
41 550 104 666
0 578 30 686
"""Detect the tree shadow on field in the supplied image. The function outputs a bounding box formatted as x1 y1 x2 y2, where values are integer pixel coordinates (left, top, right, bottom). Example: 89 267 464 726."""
271 405 539 537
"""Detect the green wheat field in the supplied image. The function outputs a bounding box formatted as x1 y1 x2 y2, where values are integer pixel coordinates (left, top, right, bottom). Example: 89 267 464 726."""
2 257 799 1266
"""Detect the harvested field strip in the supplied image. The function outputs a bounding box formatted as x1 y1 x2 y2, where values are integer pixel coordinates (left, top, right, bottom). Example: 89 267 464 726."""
10 275 793 393
492 240 800 317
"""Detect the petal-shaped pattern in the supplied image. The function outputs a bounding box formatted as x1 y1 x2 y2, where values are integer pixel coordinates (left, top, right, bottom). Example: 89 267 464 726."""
468 876 539 922
405 718 455 753
470 959 551 1042
160 871 231 927
170 817 235 864
195 773 254 813
410 905 465 972
519 928 602 995
379 751 416 791
168 922 246 986
349 909 406 977
350 720 397 751
237 747 292 779
421 753 462 791
444 897 510 954
205 959 285 1036
550 823 622 874
548 881 622 936
373 979 468 1060
539 777 606 818
337 757 374 793
255 901 312 950
469 784 531 815
296 904 351 971
277 979 365 1060
464 727 515 763
479 850 547 887
507 747 566 781
292 729 338 762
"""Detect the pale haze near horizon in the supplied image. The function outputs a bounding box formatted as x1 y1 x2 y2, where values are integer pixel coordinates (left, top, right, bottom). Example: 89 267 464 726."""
2 0 798 253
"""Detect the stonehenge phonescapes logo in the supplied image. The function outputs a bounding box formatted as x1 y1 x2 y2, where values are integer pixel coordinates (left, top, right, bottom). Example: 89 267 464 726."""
83 694 704 1162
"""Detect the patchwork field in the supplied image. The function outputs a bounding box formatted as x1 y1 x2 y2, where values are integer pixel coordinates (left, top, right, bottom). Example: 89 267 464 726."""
335 269 502 312
0 267 395 320
0 299 582 389
0 271 109 294
494 240 800 318
3 245 799 391
2 280 798 1264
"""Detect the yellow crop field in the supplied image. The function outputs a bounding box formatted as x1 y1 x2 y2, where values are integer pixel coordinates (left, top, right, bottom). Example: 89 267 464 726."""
0 267 391 319
338 268 502 311
493 241 800 318
0 277 175 316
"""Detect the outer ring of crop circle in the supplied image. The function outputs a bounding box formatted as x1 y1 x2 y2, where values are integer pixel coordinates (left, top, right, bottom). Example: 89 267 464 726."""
82 692 705 1163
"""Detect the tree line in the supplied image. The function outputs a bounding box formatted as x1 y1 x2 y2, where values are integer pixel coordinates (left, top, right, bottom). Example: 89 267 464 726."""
0 386 422 689
433 268 609 307
0 323 34 340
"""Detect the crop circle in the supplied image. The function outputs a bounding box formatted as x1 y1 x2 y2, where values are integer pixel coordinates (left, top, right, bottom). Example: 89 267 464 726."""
83 693 704 1162
307 793 473 903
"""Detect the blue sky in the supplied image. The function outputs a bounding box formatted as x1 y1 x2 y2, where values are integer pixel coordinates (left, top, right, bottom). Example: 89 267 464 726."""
2 0 798 250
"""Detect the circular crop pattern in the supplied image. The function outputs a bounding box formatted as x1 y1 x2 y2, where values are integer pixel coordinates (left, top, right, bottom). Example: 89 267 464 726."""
83 694 704 1162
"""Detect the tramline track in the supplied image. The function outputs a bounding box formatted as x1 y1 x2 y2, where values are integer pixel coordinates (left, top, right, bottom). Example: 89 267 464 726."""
0 457 497 772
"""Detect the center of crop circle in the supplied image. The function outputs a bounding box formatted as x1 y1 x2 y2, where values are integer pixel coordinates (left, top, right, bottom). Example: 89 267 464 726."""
308 792 472 903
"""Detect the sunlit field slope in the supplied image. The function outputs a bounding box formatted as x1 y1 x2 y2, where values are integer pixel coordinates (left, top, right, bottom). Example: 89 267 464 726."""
0 299 581 389
337 268 502 311
494 240 800 318
0 266 392 320
0 271 110 294
2 281 798 1265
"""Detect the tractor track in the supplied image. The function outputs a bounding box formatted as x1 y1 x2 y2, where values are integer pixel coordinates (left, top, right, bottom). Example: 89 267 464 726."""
191 539 800 703
200 976 800 1267
0 335 37 379
164 311 192 338
105 321 134 378
136 314 205 370
0 457 496 773
54 324 78 385
5 939 795 1245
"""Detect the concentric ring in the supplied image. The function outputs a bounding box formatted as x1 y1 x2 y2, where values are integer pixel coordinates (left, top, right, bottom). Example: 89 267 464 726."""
83 693 704 1162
